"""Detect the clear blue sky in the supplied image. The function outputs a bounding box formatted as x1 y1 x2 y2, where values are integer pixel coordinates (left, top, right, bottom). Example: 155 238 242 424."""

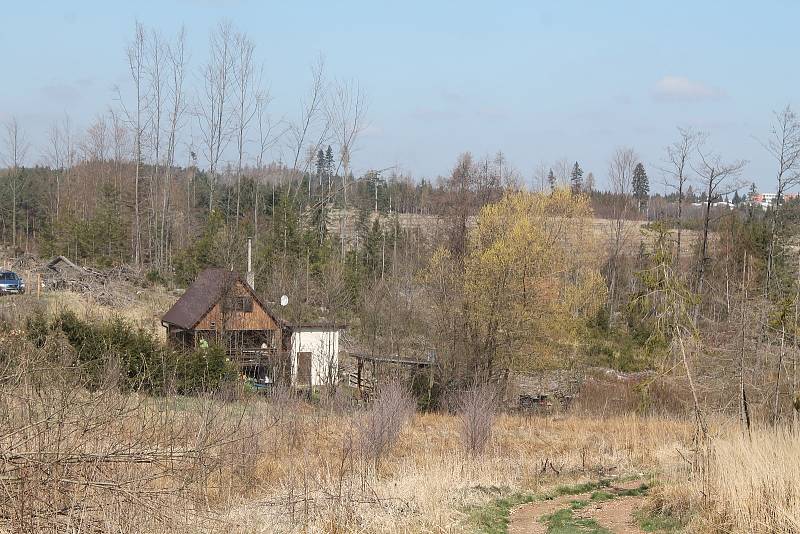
1 0 798 191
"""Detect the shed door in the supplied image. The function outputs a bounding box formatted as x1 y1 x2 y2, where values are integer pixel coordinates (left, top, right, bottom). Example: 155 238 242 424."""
297 352 312 386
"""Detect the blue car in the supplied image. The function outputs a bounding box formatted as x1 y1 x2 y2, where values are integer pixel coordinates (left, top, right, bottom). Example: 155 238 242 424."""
0 271 25 294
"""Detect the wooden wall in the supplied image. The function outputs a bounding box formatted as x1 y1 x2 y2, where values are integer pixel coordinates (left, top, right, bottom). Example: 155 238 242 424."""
195 280 281 334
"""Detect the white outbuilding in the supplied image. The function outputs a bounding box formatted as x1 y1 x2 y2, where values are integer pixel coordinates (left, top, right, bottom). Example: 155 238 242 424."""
290 325 343 388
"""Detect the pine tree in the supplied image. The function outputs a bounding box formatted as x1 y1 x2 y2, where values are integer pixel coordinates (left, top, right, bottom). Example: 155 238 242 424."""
732 190 741 206
632 162 650 212
547 169 556 191
570 162 584 193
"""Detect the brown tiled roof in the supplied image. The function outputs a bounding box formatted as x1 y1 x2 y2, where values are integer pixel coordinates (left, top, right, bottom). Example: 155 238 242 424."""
162 268 239 329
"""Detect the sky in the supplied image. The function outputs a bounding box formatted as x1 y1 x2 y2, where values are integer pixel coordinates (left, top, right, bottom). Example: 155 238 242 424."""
1 0 798 192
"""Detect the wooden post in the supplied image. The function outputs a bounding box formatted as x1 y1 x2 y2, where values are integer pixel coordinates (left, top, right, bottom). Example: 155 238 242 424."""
357 355 363 393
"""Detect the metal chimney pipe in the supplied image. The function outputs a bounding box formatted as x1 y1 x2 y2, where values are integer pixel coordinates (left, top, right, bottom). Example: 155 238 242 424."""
246 237 255 290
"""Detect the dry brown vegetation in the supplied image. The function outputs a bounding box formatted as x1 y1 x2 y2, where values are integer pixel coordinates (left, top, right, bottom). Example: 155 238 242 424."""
1 314 799 533
0 336 692 533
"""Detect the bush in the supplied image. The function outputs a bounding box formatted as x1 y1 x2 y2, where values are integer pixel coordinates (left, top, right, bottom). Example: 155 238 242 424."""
145 269 167 287
26 311 234 395
457 384 498 456
359 381 415 465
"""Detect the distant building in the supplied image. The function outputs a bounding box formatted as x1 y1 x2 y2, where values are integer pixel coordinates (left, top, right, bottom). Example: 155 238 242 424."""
750 192 799 209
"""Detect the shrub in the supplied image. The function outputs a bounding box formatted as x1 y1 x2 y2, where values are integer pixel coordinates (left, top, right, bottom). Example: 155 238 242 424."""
26 311 234 395
457 383 498 456
359 381 415 465
177 343 234 394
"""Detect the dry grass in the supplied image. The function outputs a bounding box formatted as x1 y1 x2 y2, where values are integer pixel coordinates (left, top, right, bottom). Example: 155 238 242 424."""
6 287 799 532
653 424 800 533
221 412 693 533
0 326 695 534
0 287 175 340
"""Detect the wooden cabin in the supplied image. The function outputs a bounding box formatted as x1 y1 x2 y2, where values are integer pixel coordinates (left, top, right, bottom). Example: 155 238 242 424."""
161 268 291 384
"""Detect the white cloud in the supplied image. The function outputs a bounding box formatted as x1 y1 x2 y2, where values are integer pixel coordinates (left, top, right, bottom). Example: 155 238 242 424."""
653 76 725 101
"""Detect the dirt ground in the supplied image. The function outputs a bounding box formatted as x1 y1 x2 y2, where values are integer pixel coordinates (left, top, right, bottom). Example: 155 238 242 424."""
509 479 647 534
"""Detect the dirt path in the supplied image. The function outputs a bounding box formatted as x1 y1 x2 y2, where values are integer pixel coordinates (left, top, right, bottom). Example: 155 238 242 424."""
508 479 647 534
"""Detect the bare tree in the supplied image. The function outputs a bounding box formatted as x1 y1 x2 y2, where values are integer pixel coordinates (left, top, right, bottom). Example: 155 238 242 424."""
253 92 284 241
287 55 329 186
160 26 189 269
761 106 800 294
660 127 704 266
532 163 550 192
145 28 168 266
584 171 595 193
108 108 130 193
45 118 66 222
197 20 235 213
122 21 148 266
83 114 109 162
232 30 259 225
552 157 571 188
2 117 30 248
606 147 638 317
693 146 746 309
326 78 368 262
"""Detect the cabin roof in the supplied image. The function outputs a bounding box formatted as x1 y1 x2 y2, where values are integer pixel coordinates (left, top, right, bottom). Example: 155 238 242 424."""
162 268 283 330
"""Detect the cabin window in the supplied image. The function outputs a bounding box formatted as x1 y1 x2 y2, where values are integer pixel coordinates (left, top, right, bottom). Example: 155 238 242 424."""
224 296 253 313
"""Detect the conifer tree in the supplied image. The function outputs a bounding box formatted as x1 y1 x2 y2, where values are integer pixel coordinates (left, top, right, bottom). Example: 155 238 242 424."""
570 161 584 193
632 162 650 212
547 169 556 191
748 182 758 201
315 149 325 184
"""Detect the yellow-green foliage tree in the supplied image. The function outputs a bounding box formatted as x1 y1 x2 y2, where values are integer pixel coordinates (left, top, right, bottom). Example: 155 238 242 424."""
463 189 606 373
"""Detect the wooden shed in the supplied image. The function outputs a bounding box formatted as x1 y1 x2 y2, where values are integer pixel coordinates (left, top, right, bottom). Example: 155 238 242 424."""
161 268 291 384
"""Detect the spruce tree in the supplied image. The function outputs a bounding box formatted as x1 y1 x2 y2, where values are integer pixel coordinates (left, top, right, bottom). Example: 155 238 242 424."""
547 169 556 191
632 162 650 212
315 149 325 184
325 146 334 177
570 162 584 193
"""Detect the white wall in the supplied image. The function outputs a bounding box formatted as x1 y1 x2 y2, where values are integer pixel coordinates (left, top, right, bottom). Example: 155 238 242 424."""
290 328 340 387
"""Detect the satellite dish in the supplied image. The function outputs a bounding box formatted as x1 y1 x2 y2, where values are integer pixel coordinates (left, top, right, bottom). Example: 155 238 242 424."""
280 295 289 307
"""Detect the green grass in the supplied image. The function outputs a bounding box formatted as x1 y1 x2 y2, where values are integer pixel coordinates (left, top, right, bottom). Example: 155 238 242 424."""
635 509 683 533
465 492 537 534
541 508 612 534
467 479 661 534
465 480 610 534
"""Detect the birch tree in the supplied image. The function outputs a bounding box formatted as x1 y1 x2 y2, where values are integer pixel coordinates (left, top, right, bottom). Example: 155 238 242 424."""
232 30 258 225
329 79 369 197
2 117 29 248
146 28 167 264
160 26 189 268
198 20 235 213
124 21 148 266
